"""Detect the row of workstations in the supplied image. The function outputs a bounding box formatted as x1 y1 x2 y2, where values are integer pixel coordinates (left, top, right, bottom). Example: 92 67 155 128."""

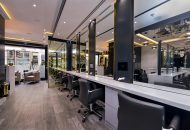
51 67 190 130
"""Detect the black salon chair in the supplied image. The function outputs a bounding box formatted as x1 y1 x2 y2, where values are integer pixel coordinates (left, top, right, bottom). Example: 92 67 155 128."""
58 74 69 91
55 72 64 84
78 78 104 122
118 93 180 130
67 75 79 101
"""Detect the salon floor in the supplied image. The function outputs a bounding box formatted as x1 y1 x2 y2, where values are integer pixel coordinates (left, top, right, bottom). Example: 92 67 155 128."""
0 81 110 130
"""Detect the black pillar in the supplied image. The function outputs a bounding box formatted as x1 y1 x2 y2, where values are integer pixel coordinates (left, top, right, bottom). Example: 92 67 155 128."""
66 41 72 71
0 15 5 82
108 42 114 75
45 45 48 80
114 0 134 83
157 41 162 75
166 44 169 74
76 33 80 72
55 52 58 68
88 19 96 76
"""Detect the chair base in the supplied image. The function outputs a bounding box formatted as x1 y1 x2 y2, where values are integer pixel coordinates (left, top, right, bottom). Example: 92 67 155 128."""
67 90 78 101
78 104 103 123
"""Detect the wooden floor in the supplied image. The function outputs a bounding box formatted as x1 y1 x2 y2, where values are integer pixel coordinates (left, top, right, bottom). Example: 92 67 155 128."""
0 80 110 130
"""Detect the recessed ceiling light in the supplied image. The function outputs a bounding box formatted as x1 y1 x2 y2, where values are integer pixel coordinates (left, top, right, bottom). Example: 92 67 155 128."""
188 36 190 39
89 20 92 22
112 32 114 34
64 21 66 24
134 21 137 24
33 4 37 7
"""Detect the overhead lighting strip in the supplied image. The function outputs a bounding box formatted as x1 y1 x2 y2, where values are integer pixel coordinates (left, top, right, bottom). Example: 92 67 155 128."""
0 2 11 19
44 31 53 35
136 33 158 44
5 37 45 44
134 42 143 46
106 39 143 46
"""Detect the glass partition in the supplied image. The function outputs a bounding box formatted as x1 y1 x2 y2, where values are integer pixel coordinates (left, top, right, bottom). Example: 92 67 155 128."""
80 44 86 72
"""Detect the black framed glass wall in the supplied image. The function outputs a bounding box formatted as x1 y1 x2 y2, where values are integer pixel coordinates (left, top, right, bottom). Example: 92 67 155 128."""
48 39 67 69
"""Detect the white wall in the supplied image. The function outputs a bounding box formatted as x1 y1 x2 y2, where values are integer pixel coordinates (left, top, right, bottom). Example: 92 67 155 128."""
141 46 157 74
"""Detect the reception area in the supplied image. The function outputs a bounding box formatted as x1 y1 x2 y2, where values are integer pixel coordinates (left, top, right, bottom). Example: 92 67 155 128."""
0 0 190 130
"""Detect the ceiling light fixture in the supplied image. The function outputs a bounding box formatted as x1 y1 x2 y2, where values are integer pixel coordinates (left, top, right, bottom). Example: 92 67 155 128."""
112 32 114 34
152 46 157 50
0 2 12 19
106 38 114 43
162 37 186 43
134 42 143 46
136 34 158 44
33 4 37 7
187 32 190 35
89 20 92 22
44 31 53 35
134 21 137 24
5 37 44 44
64 21 66 24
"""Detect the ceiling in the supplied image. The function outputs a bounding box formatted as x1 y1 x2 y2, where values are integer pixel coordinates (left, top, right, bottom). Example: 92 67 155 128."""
1 0 190 50
53 0 190 51
1 0 62 44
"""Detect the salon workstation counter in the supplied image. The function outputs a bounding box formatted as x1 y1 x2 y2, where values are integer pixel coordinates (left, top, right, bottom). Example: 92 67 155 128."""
52 67 190 129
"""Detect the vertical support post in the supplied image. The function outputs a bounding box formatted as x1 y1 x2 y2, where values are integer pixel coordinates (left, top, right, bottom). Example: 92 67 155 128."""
66 41 72 71
108 42 114 75
166 44 169 74
88 19 96 76
0 15 5 81
55 52 58 68
157 41 162 75
76 33 81 72
114 0 134 83
45 45 48 80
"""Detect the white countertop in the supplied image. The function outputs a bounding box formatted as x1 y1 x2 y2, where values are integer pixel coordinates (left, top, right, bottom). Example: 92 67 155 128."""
53 68 190 111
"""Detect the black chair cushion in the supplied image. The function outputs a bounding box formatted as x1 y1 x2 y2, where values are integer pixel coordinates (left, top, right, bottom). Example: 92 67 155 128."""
118 93 164 130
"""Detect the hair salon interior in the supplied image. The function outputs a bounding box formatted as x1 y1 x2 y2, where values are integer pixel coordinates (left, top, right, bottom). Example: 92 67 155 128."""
0 0 190 130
